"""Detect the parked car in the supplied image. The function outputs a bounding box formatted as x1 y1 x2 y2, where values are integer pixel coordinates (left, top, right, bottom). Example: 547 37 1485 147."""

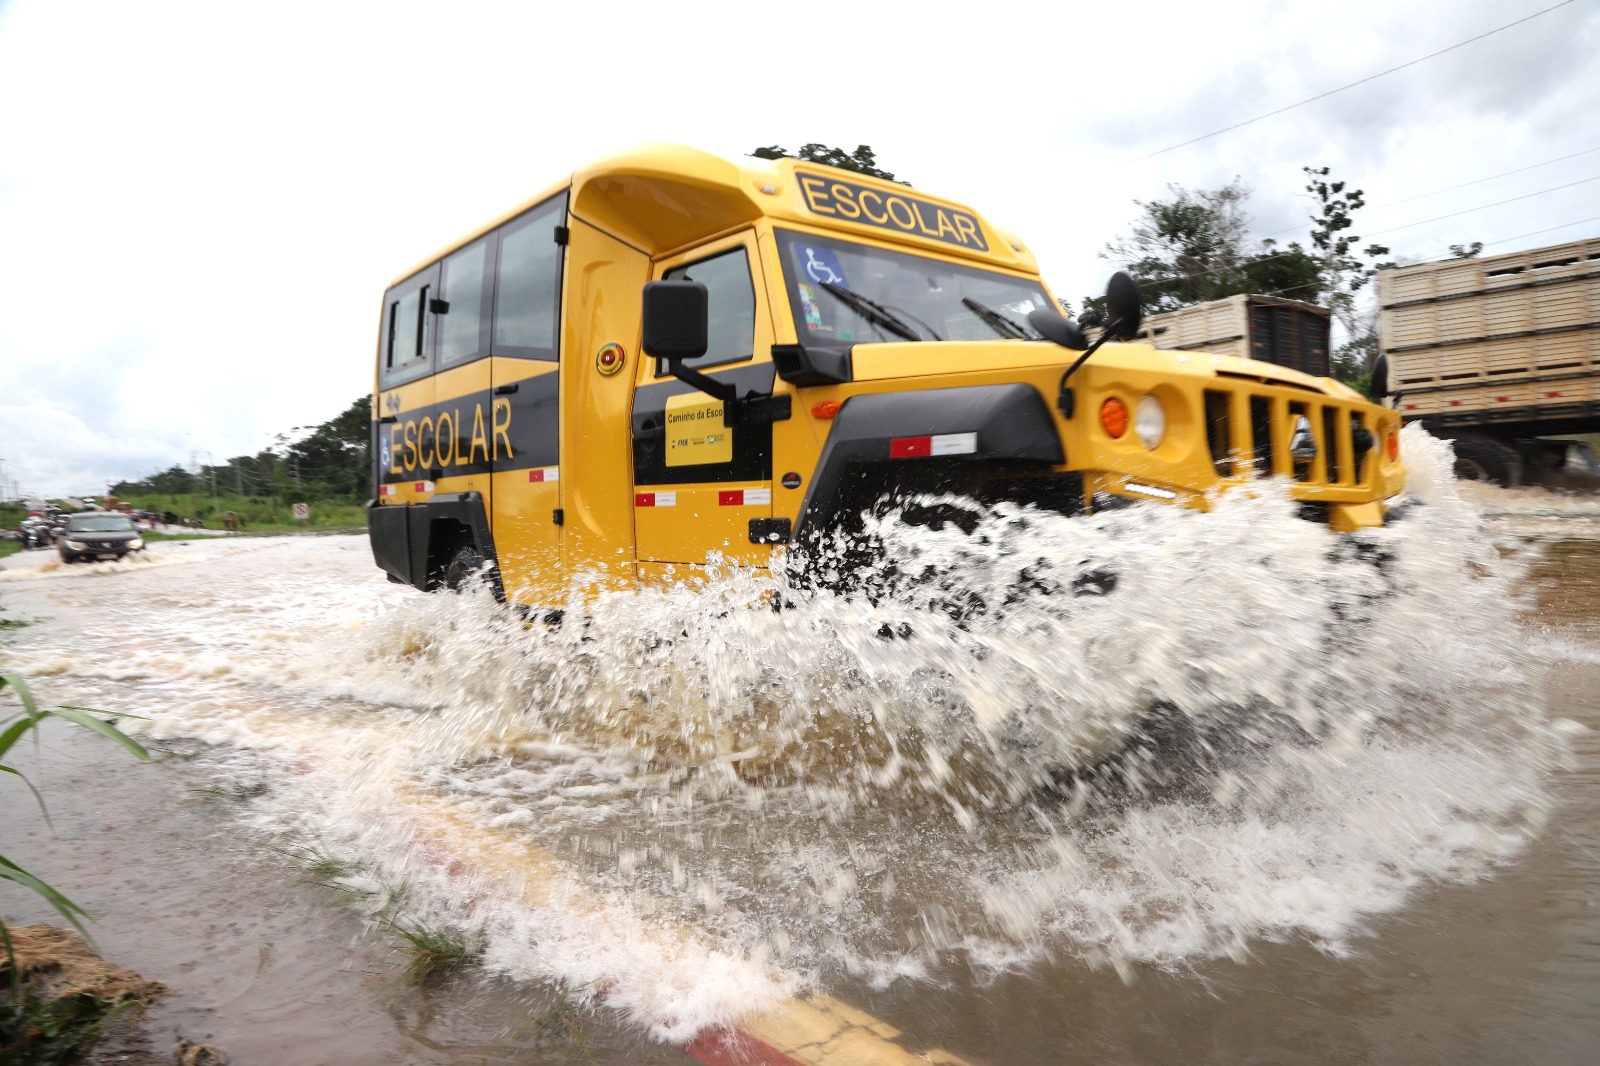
58 512 144 563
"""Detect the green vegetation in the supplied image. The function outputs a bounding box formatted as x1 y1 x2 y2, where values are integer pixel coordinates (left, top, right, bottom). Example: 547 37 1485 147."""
1096 166 1395 388
111 396 371 514
525 991 592 1051
1 940 133 1066
751 141 903 184
378 917 483 986
125 496 366 534
2 677 154 1063
0 542 21 562
1 674 148 939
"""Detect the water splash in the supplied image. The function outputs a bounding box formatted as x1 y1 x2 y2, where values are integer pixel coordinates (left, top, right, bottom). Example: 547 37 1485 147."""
10 425 1570 1037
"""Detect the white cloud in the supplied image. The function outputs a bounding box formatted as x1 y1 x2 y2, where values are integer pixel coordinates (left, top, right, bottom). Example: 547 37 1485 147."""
1 0 1596 497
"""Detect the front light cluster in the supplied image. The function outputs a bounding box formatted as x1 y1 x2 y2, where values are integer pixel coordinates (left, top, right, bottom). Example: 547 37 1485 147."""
1135 394 1166 450
1100 393 1167 450
129 538 144 550
66 539 88 550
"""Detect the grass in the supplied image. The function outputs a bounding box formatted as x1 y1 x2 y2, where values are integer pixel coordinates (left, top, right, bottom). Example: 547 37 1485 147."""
121 492 366 533
2 922 167 1066
1 679 155 1063
0 983 131 1065
525 991 593 1052
376 917 482 986
0 541 21 561
2 674 148 939
264 829 483 984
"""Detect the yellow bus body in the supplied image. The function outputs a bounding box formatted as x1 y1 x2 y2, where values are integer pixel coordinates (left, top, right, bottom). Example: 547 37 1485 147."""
369 145 1404 608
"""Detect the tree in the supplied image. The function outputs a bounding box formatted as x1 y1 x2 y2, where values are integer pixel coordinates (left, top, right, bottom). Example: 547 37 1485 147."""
1303 166 1391 383
752 143 904 184
1101 179 1255 314
1238 238 1324 302
1303 166 1391 303
1098 180 1327 316
282 397 371 501
114 396 372 505
1449 242 1483 259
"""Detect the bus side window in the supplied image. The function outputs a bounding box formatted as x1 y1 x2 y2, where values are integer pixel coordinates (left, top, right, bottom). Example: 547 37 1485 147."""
380 267 437 388
662 247 754 372
492 194 567 360
438 238 494 368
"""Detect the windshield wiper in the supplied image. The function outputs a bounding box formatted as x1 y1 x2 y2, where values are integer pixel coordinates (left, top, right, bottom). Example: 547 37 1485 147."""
819 282 924 342
961 297 1033 340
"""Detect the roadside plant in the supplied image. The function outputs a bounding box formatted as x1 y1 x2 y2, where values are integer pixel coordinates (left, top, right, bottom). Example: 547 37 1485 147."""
1 673 148 939
376 916 482 985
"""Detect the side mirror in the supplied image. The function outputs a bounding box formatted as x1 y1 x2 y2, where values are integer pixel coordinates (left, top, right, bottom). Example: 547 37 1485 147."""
641 280 708 364
641 280 736 403
1103 270 1142 341
1027 308 1089 350
1368 354 1390 403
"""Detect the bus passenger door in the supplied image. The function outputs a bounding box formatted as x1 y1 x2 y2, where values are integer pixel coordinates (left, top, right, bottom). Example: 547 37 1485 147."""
631 232 779 581
557 216 651 594
487 193 567 607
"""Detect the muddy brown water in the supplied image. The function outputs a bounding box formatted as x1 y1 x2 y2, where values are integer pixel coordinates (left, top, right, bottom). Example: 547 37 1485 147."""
2 481 1599 1065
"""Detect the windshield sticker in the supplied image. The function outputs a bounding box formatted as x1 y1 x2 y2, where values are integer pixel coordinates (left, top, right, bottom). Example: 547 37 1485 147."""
796 173 988 252
800 245 848 289
797 284 825 332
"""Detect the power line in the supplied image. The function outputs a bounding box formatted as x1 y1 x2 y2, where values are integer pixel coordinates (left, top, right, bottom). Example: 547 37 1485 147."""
1254 145 1600 238
1132 0 1581 162
1098 213 1599 308
1477 214 1600 248
1368 144 1600 210
1363 174 1599 238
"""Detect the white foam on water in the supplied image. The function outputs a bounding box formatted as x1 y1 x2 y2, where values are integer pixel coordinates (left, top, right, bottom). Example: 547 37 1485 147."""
0 425 1578 1039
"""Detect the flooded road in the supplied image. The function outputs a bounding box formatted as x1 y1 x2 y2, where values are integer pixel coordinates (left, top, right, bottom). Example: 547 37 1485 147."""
3 429 1599 1065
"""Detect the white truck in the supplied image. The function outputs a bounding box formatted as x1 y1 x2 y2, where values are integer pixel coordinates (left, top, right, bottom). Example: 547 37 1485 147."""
1375 237 1600 488
1135 294 1332 379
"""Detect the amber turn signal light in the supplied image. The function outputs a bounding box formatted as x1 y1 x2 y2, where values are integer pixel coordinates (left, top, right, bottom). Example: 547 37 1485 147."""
1099 397 1129 438
811 401 842 420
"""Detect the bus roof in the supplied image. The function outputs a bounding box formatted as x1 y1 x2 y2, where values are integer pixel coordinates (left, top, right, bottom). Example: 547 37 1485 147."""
387 144 1038 289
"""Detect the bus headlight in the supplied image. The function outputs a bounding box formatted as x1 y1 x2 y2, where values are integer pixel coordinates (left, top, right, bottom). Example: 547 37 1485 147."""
1135 394 1166 450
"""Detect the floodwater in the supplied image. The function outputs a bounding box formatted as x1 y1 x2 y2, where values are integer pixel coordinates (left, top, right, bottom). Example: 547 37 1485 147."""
2 426 1598 1065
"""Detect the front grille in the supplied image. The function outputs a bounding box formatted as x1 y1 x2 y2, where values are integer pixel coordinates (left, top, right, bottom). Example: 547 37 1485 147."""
1203 388 1375 488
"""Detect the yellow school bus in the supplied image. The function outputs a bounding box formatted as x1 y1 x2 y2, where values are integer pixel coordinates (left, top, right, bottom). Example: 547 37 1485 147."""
368 144 1404 606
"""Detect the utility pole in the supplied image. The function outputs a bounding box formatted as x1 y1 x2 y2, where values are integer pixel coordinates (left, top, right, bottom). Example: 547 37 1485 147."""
207 452 217 509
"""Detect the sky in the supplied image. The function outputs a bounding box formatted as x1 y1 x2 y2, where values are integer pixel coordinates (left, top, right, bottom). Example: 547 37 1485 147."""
1 0 1597 500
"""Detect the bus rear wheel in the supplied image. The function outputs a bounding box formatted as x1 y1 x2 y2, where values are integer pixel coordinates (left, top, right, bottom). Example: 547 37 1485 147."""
443 545 484 592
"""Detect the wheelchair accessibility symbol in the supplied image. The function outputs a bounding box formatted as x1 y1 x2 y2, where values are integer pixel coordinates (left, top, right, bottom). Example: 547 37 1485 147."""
803 246 847 288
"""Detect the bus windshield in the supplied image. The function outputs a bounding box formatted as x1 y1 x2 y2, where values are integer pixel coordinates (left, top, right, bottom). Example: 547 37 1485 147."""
774 230 1055 345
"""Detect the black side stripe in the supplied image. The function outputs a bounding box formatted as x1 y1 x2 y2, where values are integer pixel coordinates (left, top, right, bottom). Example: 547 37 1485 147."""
376 371 560 483
632 364 777 486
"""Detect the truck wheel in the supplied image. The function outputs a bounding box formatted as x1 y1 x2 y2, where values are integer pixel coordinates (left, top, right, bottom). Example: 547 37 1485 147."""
443 545 483 592
1450 434 1522 488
